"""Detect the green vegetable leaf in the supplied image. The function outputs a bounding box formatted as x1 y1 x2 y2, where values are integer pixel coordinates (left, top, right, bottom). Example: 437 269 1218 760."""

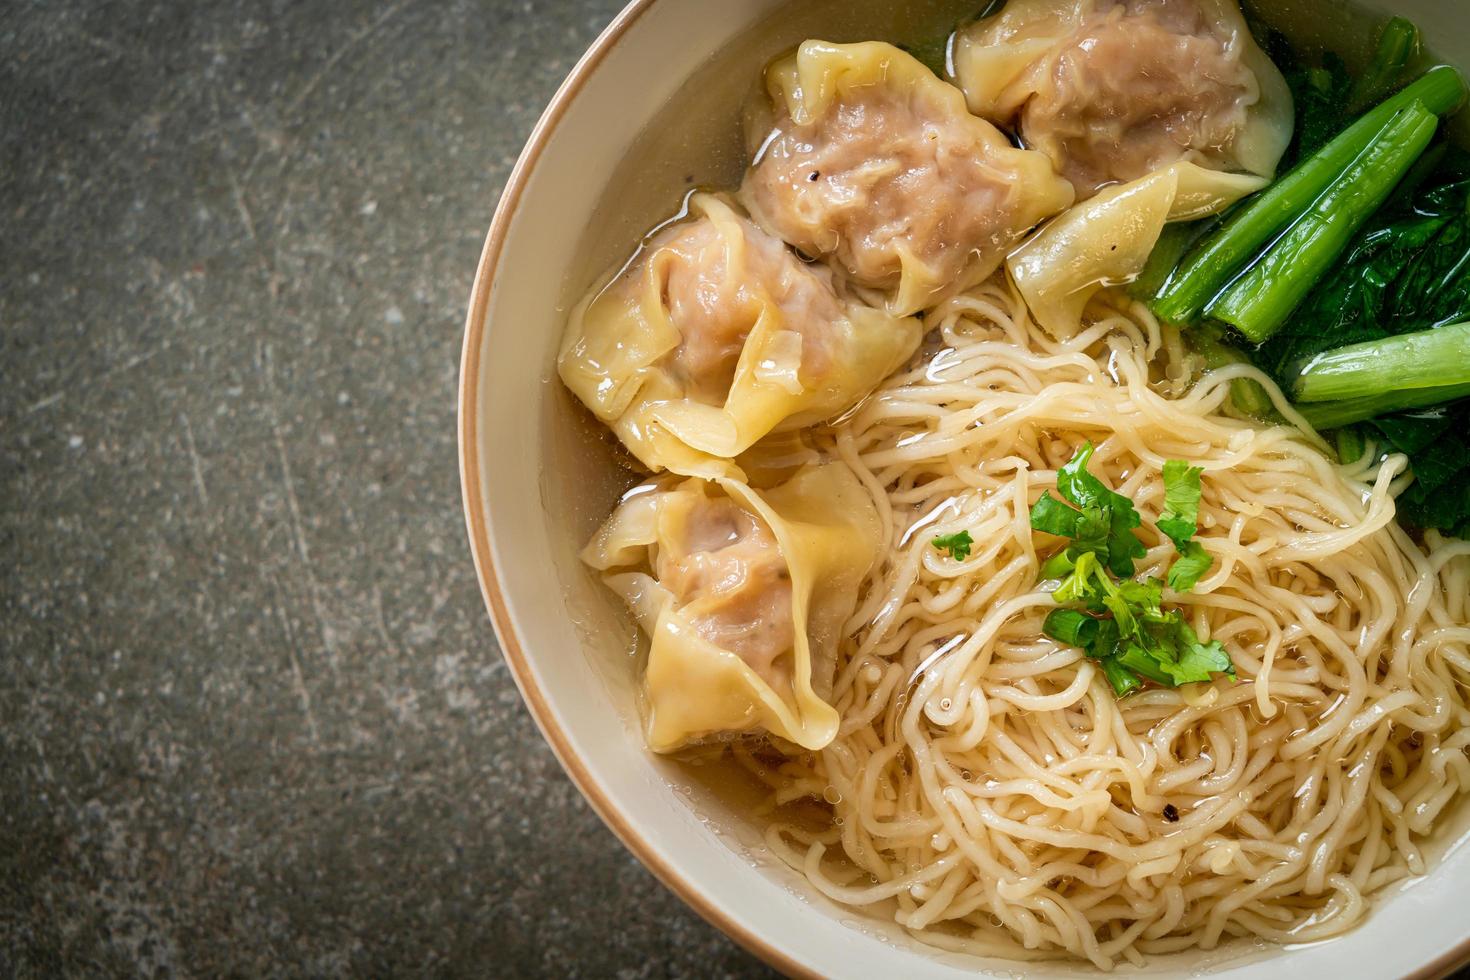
1090 617 1120 660
1350 17 1421 113
1034 451 1234 697
1256 166 1470 382
1151 66 1465 327
1057 443 1127 514
932 530 973 562
1207 100 1440 343
1043 564 1234 694
1175 622 1236 681
1117 577 1161 602
1155 460 1215 590
1029 491 1085 539
1052 551 1103 606
1156 461 1203 549
1167 540 1214 593
1254 152 1470 537
1283 53 1354 169
1099 587 1138 638
1116 643 1176 687
1053 442 1146 578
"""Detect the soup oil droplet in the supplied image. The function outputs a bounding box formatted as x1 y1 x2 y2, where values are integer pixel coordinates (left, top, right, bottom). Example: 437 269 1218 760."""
823 785 843 805
939 697 953 711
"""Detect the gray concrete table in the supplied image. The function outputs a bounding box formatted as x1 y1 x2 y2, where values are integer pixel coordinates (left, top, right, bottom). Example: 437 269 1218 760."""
1 1 775 975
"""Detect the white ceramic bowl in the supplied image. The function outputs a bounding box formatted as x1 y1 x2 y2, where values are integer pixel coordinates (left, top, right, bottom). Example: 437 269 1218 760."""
459 1 1470 974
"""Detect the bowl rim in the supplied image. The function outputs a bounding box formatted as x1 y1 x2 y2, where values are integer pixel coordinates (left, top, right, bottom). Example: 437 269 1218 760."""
457 2 1470 977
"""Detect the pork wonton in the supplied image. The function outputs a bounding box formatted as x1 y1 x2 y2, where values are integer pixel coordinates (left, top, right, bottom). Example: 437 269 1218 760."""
954 0 1293 199
559 192 922 475
583 463 881 752
741 40 1074 316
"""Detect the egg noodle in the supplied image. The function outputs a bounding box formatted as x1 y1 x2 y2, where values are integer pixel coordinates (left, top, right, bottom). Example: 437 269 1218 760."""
733 277 1470 969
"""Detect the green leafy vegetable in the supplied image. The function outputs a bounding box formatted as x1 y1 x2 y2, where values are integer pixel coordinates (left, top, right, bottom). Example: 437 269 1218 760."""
1167 541 1214 593
1350 17 1421 112
1151 65 1466 325
1038 554 1233 696
1034 442 1147 578
1299 383 1470 430
1029 491 1087 539
1188 323 1278 420
932 530 973 561
1154 461 1214 591
1170 622 1236 683
1289 321 1470 402
1335 426 1367 464
1208 101 1440 343
1285 54 1354 167
1114 644 1176 687
1031 447 1232 697
1378 413 1470 539
1156 461 1203 548
1132 21 1470 540
1252 157 1470 538
1255 162 1470 380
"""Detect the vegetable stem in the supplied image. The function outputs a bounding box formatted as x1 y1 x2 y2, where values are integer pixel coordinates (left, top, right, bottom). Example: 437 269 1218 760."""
1290 321 1470 402
1130 221 1205 302
1152 66 1467 324
1190 325 1276 419
1100 657 1142 697
1208 103 1440 343
1350 17 1422 111
1300 382 1470 429
1334 425 1366 464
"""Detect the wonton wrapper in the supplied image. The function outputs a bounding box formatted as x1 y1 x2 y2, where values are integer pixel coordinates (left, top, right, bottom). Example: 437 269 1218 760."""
582 463 880 752
954 0 1293 199
740 40 1074 316
1010 161 1265 338
559 192 921 475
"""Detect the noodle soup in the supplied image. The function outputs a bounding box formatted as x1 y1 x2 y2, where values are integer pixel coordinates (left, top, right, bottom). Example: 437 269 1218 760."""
543 0 1470 968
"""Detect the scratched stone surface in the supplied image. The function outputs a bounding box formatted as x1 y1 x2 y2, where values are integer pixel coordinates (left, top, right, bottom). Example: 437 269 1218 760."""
0 2 777 976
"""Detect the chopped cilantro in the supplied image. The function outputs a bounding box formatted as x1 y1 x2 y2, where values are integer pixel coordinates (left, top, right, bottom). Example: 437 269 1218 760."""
1030 446 1233 697
1030 442 1146 579
1157 460 1214 591
1167 541 1213 593
1156 461 1202 548
932 530 973 562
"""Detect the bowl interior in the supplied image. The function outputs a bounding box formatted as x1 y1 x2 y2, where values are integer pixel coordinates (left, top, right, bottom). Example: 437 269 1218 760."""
462 0 1470 975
